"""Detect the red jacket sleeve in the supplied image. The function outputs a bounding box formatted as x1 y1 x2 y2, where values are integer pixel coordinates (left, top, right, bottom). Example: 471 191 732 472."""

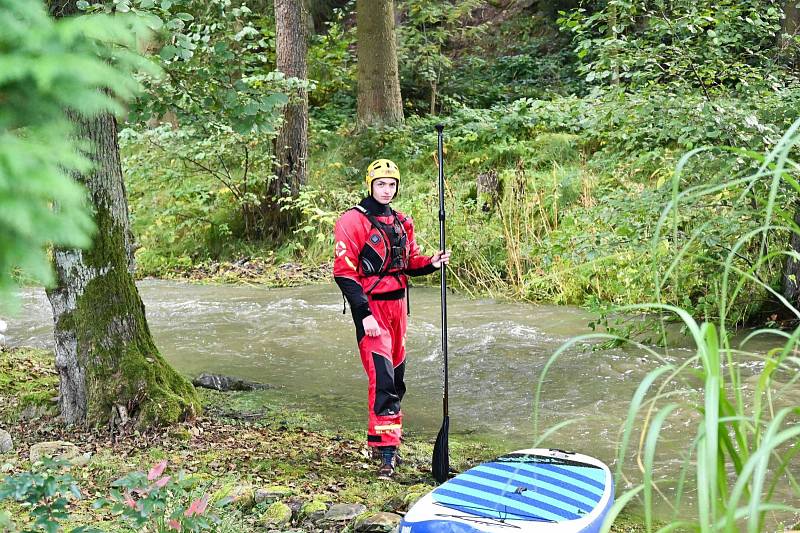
402 215 438 276
333 211 372 320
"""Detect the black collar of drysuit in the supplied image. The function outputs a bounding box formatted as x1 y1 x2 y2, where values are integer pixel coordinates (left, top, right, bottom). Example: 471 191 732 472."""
360 196 393 217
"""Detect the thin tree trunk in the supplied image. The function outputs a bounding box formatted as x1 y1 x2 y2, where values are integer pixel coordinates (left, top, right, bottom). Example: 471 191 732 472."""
265 0 309 236
782 200 800 310
356 0 404 129
609 3 620 85
47 1 199 428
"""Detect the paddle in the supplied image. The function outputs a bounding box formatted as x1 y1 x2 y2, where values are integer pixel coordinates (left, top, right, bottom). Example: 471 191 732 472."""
432 124 450 484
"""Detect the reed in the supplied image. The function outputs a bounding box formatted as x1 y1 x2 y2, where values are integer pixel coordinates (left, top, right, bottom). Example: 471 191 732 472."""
535 119 800 532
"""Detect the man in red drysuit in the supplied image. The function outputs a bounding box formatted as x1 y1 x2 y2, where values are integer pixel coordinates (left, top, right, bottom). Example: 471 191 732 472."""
333 158 450 479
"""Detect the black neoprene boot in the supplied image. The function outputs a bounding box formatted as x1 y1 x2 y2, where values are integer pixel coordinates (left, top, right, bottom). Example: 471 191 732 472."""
377 446 397 479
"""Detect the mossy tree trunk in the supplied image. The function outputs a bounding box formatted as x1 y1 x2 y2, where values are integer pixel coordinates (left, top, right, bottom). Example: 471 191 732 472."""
265 0 309 236
46 0 200 428
356 0 404 129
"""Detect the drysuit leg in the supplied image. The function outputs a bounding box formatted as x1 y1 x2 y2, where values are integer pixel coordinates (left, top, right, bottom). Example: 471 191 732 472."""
358 298 405 448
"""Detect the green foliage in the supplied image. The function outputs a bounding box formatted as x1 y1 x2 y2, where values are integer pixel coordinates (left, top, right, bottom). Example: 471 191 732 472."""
395 1 582 113
559 0 794 92
397 0 484 113
123 0 310 239
537 132 800 530
121 126 273 273
283 184 362 264
0 458 223 532
0 1 146 307
442 11 582 108
307 3 357 111
446 38 581 108
131 0 294 135
95 460 223 532
543 313 800 532
0 458 94 533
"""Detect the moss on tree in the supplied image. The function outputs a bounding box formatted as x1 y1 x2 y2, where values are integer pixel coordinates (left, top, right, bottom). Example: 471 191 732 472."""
50 127 200 429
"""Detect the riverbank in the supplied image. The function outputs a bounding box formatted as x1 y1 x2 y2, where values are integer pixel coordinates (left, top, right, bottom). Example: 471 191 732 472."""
136 257 335 288
0 347 648 531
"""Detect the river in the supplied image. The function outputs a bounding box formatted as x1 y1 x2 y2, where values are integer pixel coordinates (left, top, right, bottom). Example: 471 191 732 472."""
5 279 797 525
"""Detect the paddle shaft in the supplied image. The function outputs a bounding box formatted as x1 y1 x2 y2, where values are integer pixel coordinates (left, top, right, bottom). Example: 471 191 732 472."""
436 124 448 418
431 124 450 484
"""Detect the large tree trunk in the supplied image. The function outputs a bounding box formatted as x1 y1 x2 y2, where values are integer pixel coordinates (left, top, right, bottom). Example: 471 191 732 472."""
356 0 404 129
784 1 800 40
782 0 800 65
265 0 309 236
782 200 800 310
47 1 199 428
48 111 199 428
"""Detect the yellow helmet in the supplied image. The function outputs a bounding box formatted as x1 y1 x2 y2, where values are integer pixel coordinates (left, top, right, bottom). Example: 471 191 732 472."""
365 159 400 191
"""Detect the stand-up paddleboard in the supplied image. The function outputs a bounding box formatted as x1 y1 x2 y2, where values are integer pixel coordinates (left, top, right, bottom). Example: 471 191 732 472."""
401 448 614 533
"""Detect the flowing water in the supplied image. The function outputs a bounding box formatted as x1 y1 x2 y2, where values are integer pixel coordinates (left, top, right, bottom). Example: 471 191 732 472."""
5 280 796 523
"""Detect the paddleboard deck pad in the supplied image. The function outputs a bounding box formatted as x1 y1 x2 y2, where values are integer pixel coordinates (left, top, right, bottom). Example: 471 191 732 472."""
400 448 614 533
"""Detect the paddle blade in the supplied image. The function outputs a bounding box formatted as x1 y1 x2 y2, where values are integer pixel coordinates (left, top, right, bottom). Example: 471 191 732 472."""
432 415 450 483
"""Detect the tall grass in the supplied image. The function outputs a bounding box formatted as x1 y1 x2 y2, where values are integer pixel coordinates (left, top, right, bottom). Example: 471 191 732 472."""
535 119 800 532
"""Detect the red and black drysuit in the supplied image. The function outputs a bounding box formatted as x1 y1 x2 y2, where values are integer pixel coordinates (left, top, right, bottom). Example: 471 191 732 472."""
334 196 438 449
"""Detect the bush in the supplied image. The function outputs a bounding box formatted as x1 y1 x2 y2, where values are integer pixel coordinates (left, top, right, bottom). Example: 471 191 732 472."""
0 459 90 533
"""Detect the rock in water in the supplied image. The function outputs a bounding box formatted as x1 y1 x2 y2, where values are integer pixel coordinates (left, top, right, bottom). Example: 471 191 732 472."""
191 373 268 391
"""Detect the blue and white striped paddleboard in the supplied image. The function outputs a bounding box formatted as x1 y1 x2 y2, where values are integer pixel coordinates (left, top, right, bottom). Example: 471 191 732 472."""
400 448 614 533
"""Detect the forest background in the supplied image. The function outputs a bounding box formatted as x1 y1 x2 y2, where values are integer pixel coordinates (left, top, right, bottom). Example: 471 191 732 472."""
114 0 800 335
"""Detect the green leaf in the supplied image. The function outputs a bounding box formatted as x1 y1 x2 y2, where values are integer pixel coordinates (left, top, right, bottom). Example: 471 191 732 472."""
243 102 259 115
263 93 289 110
159 45 178 60
139 12 164 31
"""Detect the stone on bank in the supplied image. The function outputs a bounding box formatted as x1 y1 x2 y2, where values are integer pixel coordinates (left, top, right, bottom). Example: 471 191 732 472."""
355 511 402 532
261 501 292 528
0 429 12 454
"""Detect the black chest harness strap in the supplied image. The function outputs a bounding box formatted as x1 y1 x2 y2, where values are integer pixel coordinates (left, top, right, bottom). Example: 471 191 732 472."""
343 205 412 316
